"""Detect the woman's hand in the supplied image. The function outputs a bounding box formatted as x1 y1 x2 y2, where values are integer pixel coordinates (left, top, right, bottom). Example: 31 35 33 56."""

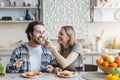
15 58 24 68
46 65 54 73
44 38 54 49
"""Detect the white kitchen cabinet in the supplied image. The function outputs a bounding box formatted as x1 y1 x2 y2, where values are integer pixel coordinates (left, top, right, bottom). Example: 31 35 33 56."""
83 55 93 64
92 55 101 65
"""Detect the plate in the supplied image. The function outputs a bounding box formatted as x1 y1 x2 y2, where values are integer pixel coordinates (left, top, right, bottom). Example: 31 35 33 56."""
94 9 102 20
114 9 120 20
22 71 42 78
81 72 106 80
57 71 76 78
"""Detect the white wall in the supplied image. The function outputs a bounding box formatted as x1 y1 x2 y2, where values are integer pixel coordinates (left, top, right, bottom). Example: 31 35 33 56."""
0 24 27 50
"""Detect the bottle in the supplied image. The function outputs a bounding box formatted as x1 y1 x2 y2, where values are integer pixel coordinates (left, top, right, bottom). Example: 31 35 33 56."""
13 1 16 7
34 9 38 21
25 9 31 20
112 37 117 49
0 63 3 74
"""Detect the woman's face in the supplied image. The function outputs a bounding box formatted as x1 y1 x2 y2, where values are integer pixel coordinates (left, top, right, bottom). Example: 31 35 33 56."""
57 28 70 45
30 24 45 45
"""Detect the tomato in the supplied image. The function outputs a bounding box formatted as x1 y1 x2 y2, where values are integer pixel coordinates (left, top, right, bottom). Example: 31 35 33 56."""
114 56 120 63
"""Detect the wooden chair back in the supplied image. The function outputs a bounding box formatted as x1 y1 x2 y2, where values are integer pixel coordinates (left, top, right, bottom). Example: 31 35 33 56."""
84 64 98 71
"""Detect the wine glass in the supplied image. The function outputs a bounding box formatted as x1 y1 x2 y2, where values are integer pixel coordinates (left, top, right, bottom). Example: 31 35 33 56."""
8 64 16 78
74 63 84 80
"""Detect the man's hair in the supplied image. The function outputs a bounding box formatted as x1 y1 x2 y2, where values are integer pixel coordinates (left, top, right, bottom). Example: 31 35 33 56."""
25 21 44 41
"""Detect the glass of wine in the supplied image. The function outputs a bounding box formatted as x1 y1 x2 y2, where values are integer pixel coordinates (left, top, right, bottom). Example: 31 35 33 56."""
9 64 16 78
75 63 84 80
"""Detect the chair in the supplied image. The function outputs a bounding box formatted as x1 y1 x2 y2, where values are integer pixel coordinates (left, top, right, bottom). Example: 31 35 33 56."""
84 64 98 71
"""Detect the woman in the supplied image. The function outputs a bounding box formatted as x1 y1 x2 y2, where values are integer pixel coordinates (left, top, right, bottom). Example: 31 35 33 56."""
45 25 84 72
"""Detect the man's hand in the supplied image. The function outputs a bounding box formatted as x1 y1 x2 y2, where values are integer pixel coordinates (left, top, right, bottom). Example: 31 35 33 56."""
15 58 24 68
46 65 54 73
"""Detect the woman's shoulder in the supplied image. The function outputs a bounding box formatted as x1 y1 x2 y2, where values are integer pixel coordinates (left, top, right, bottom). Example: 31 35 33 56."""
72 43 83 54
73 43 82 48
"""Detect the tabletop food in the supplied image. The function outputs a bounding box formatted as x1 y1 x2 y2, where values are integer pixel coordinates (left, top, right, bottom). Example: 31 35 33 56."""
23 71 41 77
57 70 75 77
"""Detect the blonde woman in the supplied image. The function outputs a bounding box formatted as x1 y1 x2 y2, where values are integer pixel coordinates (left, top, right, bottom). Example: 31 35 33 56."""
45 26 84 72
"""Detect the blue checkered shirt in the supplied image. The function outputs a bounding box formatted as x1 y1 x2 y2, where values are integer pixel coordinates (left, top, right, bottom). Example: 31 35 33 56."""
6 42 57 73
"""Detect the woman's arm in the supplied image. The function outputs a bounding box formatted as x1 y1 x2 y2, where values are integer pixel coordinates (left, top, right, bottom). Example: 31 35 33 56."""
49 46 79 68
45 39 79 68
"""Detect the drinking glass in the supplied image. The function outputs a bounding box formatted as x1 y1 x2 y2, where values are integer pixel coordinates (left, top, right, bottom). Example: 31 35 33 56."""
75 63 84 80
9 64 16 78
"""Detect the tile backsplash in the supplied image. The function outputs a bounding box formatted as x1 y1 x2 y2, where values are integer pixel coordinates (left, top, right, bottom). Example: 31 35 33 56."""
43 0 89 40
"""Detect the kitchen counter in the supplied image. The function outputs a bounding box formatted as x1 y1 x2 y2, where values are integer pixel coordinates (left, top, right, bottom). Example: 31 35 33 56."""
0 50 118 56
0 50 12 56
84 49 119 56
85 51 118 55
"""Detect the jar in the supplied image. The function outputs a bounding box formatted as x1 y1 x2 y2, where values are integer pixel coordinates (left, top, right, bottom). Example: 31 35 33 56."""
0 2 4 7
96 40 102 52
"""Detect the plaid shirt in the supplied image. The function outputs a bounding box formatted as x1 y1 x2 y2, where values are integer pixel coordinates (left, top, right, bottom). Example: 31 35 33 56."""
6 42 57 73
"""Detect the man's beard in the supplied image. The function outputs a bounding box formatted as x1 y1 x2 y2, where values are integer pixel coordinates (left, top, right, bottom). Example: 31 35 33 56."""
32 36 41 45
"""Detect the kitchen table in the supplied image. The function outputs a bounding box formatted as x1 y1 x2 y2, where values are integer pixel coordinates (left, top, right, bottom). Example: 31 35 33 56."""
0 72 106 80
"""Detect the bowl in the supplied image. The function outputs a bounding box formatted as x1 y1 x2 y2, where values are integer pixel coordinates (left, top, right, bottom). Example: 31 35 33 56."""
98 65 120 74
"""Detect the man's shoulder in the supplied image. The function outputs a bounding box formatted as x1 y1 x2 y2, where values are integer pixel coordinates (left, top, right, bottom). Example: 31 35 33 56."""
13 43 28 51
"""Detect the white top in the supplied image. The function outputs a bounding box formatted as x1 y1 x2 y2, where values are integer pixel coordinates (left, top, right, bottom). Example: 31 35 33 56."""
26 43 43 71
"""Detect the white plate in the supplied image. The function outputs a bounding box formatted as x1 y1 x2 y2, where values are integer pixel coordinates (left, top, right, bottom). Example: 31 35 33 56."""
57 71 76 78
115 9 120 20
81 72 106 80
22 72 42 78
94 9 102 20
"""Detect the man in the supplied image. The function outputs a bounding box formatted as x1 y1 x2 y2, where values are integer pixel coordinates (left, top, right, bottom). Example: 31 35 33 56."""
6 21 57 73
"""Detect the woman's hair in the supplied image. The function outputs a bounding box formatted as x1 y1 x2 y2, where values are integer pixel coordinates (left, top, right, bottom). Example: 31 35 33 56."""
25 21 44 41
59 26 77 54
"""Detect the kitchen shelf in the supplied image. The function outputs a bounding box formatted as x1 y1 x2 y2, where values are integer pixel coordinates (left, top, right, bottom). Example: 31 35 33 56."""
0 0 43 23
0 7 38 9
0 20 34 23
90 0 120 23
93 21 120 23
94 7 120 9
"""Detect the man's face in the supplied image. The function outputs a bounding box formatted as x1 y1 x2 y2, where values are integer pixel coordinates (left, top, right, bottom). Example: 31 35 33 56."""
30 24 45 45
